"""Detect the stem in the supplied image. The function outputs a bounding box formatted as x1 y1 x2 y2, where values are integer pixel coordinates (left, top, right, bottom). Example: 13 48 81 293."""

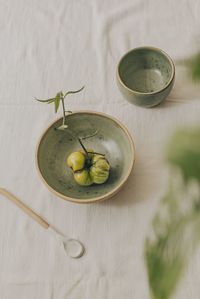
61 97 66 126
81 130 98 140
88 151 105 156
69 129 104 158
59 86 84 129
78 138 89 159
65 110 72 114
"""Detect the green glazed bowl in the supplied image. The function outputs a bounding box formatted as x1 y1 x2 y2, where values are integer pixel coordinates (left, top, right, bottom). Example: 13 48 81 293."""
117 46 175 108
36 111 135 204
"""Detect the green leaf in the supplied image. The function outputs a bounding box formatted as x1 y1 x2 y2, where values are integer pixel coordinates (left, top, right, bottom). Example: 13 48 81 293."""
166 127 200 182
145 127 200 299
35 94 60 112
54 93 61 113
47 98 57 104
187 53 200 81
35 86 85 131
63 86 84 98
145 182 200 299
35 97 55 103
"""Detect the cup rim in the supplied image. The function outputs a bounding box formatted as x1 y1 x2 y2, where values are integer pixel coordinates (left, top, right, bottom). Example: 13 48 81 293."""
116 46 175 96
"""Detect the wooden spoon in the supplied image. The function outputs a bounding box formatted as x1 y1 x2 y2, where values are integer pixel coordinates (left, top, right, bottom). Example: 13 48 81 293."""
0 188 85 258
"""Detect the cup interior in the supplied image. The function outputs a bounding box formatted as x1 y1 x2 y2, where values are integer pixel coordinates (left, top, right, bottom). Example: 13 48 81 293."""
118 47 174 94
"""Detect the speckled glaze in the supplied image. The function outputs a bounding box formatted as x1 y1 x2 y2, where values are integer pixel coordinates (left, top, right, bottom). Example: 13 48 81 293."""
36 111 135 204
117 47 175 108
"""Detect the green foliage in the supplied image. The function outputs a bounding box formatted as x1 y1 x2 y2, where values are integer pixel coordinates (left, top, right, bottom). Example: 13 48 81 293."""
54 92 62 113
166 127 200 182
35 86 84 130
145 127 200 299
187 53 200 80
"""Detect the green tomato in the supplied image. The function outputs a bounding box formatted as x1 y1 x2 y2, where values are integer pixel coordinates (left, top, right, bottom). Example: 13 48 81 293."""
74 169 93 186
90 156 110 184
92 154 103 164
67 151 85 171
67 149 110 186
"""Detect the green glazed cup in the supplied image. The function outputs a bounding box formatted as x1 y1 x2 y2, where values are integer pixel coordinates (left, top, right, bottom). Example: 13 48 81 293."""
117 46 175 108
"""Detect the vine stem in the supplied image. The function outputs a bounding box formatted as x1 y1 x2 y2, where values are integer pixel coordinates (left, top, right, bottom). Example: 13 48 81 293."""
77 138 105 158
78 138 89 159
67 129 104 158
61 97 66 126
81 130 98 140
88 151 105 156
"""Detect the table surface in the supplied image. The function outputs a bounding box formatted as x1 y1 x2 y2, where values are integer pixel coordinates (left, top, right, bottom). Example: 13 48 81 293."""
1 1 200 298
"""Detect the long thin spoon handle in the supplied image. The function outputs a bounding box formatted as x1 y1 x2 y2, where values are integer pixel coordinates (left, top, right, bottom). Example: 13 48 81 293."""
0 188 49 229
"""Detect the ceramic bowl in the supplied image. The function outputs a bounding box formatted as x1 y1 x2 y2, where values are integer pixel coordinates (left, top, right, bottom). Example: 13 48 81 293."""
36 111 135 204
117 46 175 108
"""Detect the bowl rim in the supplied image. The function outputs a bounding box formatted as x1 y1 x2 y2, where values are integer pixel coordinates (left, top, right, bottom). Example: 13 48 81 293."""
116 46 175 96
35 110 135 204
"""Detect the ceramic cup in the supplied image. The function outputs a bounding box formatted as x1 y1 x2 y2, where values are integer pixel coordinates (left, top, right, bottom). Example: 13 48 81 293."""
117 46 175 108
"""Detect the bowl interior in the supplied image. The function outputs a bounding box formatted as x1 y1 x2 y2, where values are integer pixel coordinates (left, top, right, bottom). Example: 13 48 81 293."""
37 112 134 202
118 48 174 93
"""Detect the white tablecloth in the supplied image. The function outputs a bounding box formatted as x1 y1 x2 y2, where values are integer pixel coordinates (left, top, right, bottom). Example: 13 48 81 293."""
1 1 200 298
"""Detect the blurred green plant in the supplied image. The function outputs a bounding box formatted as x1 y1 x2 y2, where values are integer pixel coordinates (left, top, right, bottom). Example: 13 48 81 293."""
187 53 200 81
167 128 200 182
145 127 200 299
144 51 200 299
